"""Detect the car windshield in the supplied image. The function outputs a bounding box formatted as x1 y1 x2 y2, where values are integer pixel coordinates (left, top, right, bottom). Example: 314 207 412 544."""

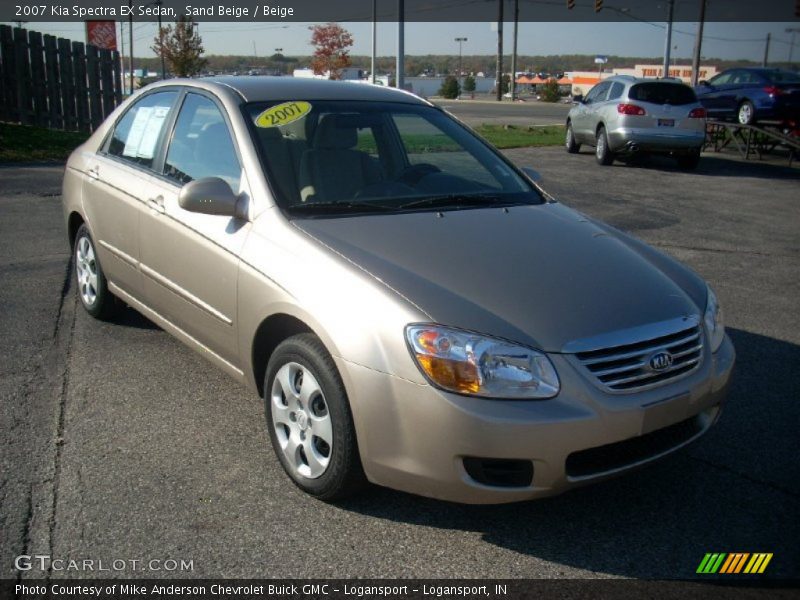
764 70 800 83
628 82 697 105
244 100 541 215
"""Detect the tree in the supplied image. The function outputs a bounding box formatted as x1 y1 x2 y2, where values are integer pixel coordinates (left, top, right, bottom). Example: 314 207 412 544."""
539 78 562 102
462 75 476 93
439 76 460 99
152 15 207 77
309 23 353 79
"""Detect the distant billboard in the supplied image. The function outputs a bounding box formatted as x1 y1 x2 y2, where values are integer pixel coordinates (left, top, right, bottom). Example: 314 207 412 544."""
86 20 117 51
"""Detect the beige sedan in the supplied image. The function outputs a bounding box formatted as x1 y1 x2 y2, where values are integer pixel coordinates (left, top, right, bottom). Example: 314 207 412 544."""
63 77 734 503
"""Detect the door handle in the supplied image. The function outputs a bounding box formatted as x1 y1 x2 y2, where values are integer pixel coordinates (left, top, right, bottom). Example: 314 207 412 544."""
147 195 165 214
86 166 100 180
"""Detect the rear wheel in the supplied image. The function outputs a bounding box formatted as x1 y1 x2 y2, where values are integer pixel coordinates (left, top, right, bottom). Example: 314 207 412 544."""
676 149 701 170
264 334 366 501
595 126 614 165
73 224 119 320
565 122 580 153
737 100 755 125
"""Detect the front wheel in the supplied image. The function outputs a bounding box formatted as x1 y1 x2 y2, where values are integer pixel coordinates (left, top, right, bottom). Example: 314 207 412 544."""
565 122 580 153
73 224 119 320
595 126 614 165
264 334 366 501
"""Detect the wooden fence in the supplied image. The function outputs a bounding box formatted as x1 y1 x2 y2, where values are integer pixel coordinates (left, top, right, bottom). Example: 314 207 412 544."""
0 25 122 132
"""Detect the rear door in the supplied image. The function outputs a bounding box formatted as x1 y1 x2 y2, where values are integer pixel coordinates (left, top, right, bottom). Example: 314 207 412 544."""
82 90 179 298
138 91 250 370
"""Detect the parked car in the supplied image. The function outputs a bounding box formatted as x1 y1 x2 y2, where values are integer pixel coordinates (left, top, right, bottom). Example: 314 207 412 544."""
694 67 800 125
566 75 707 169
63 77 734 504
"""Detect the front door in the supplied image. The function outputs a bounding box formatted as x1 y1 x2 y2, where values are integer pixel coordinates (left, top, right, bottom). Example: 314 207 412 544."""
138 91 250 369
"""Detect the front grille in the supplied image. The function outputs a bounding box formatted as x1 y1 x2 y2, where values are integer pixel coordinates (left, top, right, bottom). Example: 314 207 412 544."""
575 322 703 393
565 416 704 478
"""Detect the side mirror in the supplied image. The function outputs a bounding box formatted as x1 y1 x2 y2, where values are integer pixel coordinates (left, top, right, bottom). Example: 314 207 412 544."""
179 177 242 218
522 167 542 183
572 94 584 104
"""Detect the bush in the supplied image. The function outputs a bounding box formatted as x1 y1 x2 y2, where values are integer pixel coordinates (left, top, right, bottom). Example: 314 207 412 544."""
462 75 476 93
439 75 461 99
539 79 561 103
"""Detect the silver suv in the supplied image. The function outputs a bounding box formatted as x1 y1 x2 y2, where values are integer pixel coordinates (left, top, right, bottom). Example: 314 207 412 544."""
566 76 707 169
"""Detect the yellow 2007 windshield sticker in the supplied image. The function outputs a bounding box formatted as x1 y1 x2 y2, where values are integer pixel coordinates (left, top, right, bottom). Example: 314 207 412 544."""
254 101 312 128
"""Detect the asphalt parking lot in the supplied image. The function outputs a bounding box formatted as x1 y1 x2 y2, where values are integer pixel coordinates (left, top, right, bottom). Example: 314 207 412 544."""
1 147 798 580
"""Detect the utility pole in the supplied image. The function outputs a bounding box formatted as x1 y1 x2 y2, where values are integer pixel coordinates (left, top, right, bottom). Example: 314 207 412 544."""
495 0 504 101
690 0 706 86
153 0 165 79
396 0 404 89
371 0 377 84
128 0 134 93
787 28 800 68
455 37 467 91
762 33 771 67
662 0 675 78
510 0 519 101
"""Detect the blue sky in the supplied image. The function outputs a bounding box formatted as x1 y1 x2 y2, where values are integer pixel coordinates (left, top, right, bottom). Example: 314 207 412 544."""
8 21 799 63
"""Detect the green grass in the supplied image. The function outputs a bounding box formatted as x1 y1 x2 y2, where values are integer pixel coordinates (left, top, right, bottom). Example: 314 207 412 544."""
0 122 90 162
475 124 565 149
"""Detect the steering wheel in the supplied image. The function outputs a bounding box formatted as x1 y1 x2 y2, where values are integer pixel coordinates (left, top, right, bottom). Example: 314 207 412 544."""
395 163 441 186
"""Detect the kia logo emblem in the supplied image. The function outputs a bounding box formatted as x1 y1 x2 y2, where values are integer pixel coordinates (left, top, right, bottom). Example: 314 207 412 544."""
649 351 673 372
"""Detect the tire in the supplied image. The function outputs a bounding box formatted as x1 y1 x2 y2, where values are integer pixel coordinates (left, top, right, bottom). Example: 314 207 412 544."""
676 149 701 170
737 100 755 125
565 122 580 153
73 224 119 320
264 333 366 501
595 126 614 165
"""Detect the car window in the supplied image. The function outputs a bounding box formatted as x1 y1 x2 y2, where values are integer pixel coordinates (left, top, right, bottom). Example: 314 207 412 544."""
731 70 758 84
764 70 800 83
107 91 178 169
628 82 697 105
164 93 241 191
608 82 625 101
585 82 610 104
245 100 539 212
709 72 732 86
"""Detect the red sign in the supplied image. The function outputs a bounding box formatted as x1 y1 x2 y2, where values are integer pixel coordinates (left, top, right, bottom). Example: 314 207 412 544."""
86 20 117 51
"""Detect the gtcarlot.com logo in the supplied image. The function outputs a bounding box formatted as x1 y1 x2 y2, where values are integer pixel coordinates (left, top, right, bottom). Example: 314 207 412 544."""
697 552 773 574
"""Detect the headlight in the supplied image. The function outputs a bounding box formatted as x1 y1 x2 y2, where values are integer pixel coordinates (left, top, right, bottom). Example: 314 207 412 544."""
405 324 560 399
704 284 725 353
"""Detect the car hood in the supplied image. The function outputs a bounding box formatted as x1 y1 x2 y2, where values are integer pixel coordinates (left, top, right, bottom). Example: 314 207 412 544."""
292 202 702 352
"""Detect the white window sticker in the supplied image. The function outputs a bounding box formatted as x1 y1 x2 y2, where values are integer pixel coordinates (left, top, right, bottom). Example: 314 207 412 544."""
122 105 170 159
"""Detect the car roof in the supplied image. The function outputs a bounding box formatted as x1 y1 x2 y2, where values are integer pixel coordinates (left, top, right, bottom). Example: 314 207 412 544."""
190 76 432 105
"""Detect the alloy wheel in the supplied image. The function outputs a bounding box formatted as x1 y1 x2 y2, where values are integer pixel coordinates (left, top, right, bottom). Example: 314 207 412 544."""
270 362 333 479
75 236 98 307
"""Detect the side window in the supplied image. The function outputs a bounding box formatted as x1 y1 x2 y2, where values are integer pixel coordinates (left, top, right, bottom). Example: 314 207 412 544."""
585 82 610 104
164 93 241 191
107 91 178 169
709 72 732 86
608 82 625 101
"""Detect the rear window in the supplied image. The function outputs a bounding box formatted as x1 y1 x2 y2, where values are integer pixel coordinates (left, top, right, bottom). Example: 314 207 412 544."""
628 82 697 105
764 70 800 84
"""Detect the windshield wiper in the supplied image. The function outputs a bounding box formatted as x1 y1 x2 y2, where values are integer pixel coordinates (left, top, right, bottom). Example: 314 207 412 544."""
397 194 505 211
287 200 395 215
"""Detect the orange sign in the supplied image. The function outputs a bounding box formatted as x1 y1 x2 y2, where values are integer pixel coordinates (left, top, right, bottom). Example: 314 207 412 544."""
86 20 117 51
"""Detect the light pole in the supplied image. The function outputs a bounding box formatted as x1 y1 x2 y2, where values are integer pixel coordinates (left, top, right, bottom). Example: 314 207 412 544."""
371 0 377 84
455 37 467 92
662 0 675 77
153 0 166 79
787 28 800 68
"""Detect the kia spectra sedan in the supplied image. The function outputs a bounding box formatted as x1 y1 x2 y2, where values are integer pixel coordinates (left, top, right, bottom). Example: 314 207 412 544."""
63 78 734 503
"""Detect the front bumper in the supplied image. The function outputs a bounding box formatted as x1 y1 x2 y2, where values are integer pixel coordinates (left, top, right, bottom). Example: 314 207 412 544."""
338 335 735 504
607 127 705 154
